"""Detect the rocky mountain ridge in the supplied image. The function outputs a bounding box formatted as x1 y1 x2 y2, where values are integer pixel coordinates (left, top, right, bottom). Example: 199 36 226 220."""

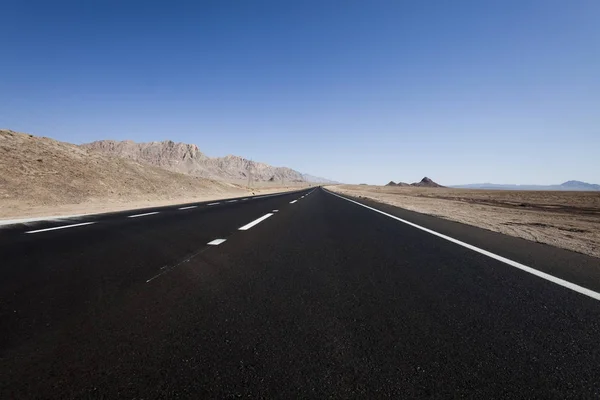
82 140 334 183
0 130 245 218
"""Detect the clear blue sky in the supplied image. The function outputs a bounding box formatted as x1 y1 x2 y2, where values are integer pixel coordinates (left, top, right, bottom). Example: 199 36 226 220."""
2 0 599 185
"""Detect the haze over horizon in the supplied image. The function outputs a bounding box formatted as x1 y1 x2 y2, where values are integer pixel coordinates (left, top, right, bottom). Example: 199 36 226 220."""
3 1 599 185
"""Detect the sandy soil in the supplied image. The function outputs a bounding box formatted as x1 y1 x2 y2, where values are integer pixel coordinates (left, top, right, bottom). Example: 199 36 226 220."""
0 129 307 221
327 185 600 259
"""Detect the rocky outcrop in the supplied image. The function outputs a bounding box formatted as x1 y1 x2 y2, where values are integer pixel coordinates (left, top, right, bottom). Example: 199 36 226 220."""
411 177 444 187
82 140 209 176
82 140 329 183
385 177 442 187
386 181 410 187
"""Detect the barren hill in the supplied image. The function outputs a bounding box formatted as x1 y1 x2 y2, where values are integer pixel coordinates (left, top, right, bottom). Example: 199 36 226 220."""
0 130 247 218
82 140 330 183
411 177 443 188
386 178 438 187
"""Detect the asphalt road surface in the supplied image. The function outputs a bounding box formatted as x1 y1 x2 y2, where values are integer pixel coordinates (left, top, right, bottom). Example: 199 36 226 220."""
1 187 600 398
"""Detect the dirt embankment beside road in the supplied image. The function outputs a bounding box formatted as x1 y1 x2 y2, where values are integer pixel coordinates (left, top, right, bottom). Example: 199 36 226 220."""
327 185 600 258
0 130 304 220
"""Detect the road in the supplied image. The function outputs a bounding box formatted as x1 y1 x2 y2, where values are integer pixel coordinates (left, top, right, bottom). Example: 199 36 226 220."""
1 187 600 398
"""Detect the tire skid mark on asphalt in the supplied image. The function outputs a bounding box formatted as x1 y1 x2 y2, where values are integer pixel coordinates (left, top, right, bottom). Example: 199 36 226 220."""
146 246 213 283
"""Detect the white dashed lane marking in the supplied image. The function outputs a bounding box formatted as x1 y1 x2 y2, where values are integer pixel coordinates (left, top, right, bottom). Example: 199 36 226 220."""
290 200 297 204
239 213 274 231
208 202 220 206
207 239 227 245
178 206 197 210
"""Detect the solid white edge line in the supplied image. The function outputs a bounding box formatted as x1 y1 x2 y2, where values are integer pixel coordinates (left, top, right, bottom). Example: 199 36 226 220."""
325 189 600 301
253 191 293 199
0 214 88 227
127 212 160 218
25 222 96 234
207 238 227 245
290 200 297 204
238 213 274 231
178 206 197 210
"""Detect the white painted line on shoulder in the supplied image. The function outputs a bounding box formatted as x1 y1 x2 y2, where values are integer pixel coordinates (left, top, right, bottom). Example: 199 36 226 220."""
325 190 600 301
226 199 238 203
208 202 220 206
290 200 297 204
207 238 227 245
25 222 97 234
242 198 249 201
1 214 87 227
254 192 284 199
239 213 274 231
178 206 197 210
128 212 160 218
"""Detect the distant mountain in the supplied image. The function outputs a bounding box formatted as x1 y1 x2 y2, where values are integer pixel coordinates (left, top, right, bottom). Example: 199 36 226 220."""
81 140 333 184
386 181 409 187
411 177 444 188
301 173 338 184
385 177 443 188
452 180 600 191
559 180 600 190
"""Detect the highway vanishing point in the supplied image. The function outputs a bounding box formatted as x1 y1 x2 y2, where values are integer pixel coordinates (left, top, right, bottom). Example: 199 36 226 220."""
1 187 600 398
